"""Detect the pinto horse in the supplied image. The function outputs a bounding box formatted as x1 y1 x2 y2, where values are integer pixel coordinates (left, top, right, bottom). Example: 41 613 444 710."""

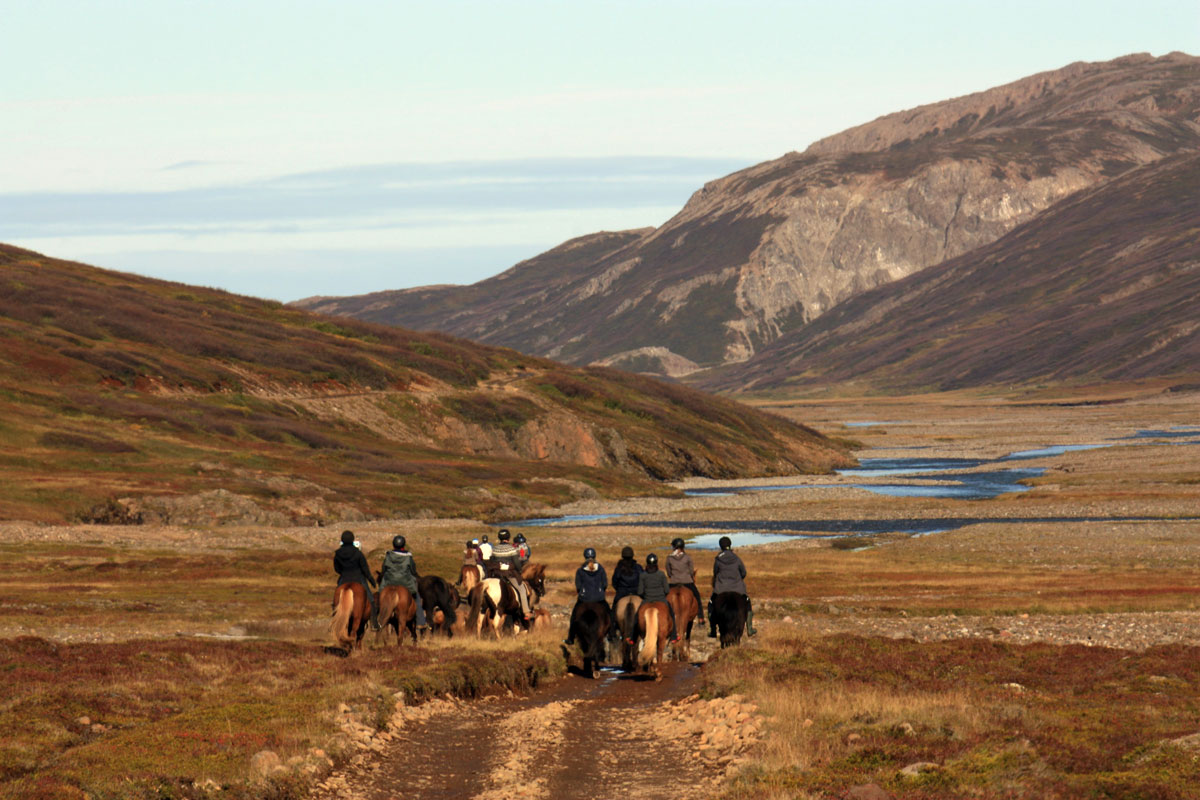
418 575 459 637
711 591 748 648
466 578 526 637
567 600 611 678
329 582 369 654
636 601 671 681
613 594 642 672
376 585 418 646
667 586 699 661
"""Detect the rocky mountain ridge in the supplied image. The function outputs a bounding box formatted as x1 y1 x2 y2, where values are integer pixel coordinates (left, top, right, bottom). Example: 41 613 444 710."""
293 52 1200 379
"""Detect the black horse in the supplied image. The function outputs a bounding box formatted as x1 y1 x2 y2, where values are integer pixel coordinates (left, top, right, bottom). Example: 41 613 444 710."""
569 601 611 678
418 575 459 637
710 592 748 648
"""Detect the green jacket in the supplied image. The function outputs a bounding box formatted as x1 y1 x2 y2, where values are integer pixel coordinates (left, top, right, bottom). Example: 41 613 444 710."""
379 550 419 593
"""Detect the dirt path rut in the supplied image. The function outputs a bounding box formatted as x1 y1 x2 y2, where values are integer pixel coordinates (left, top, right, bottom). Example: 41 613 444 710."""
315 661 735 800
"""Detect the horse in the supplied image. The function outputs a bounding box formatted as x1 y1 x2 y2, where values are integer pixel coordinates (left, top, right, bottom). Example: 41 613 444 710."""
329 582 369 654
459 563 483 594
466 578 526 638
569 601 611 679
613 594 642 672
418 575 459 637
521 563 547 607
376 585 418 647
711 591 748 648
636 601 670 681
667 585 700 661
530 608 551 634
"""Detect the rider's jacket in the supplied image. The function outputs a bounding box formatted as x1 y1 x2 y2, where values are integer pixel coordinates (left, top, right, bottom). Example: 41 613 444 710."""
379 549 419 592
488 542 522 578
610 558 642 598
463 547 482 567
334 543 376 589
637 569 670 604
574 563 607 602
666 551 696 585
711 549 747 595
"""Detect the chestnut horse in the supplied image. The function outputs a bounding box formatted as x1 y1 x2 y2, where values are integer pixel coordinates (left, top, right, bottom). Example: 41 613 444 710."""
330 582 369 654
667 586 699 661
376 585 418 647
521 563 547 607
613 594 642 672
636 601 670 681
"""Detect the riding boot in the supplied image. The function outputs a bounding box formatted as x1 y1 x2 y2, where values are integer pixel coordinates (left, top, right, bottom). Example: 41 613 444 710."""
707 599 716 638
746 607 757 637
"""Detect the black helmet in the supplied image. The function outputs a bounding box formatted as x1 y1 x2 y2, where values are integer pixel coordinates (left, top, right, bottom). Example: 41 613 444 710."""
481 534 489 543
392 535 406 551
466 539 474 548
646 553 658 566
515 533 526 544
621 545 634 560
671 537 685 550
498 529 511 542
340 530 355 545
718 535 732 550
583 547 596 560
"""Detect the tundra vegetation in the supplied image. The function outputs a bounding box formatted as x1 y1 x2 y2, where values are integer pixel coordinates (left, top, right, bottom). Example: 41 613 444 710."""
2 387 1198 798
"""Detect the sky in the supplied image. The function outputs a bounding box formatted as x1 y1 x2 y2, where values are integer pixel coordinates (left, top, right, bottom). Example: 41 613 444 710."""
2 0 1196 302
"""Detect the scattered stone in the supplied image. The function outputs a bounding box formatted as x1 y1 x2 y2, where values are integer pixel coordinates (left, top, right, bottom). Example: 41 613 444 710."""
249 749 282 779
75 716 91 727
899 761 941 777
846 732 863 744
896 722 916 737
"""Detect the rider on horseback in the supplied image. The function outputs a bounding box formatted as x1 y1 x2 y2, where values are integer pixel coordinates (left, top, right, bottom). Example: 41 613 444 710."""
334 530 380 630
608 545 642 641
379 535 428 631
638 553 678 643
666 537 705 624
514 532 531 568
478 534 493 562
564 547 608 646
708 536 756 637
463 538 485 581
487 530 532 621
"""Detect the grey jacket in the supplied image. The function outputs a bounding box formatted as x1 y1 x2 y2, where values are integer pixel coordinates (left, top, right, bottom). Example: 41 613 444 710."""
711 550 747 595
637 570 671 605
666 551 696 585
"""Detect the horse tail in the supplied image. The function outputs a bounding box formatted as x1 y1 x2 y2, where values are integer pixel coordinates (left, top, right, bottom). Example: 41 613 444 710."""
330 585 354 647
638 606 659 666
466 584 484 634
622 598 638 639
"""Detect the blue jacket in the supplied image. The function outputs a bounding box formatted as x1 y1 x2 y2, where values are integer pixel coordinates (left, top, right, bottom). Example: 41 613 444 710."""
611 558 643 598
575 564 608 603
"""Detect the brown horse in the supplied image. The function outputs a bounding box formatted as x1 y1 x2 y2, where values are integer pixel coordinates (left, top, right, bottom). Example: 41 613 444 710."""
521 563 547 607
667 586 700 662
636 601 670 681
376 585 418 647
460 563 482 594
330 582 369 654
613 594 642 672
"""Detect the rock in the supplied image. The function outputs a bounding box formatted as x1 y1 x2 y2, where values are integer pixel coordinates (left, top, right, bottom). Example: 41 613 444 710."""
75 716 91 727
896 722 915 737
249 750 282 779
846 733 863 744
846 783 896 800
899 761 941 777
337 703 352 714
90 723 108 734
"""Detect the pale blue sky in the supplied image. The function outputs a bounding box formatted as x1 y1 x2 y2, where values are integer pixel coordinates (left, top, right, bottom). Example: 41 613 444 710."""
2 0 1196 300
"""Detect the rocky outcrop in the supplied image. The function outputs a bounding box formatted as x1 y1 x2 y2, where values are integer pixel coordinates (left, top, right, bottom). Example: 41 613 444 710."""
293 53 1200 376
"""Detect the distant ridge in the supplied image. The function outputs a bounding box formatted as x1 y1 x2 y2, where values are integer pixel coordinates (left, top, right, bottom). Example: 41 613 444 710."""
293 53 1200 381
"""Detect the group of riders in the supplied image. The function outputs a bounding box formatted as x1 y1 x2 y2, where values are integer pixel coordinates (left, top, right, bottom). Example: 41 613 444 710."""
332 527 755 640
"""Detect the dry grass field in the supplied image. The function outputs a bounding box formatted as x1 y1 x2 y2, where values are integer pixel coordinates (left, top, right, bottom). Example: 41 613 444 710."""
1 385 1198 798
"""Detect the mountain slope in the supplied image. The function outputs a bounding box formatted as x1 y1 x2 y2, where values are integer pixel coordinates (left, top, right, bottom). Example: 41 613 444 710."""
700 152 1200 393
294 52 1200 376
0 245 852 524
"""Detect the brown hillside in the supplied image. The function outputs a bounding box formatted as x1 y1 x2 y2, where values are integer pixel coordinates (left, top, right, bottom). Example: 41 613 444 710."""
700 152 1200 393
293 53 1200 377
0 245 852 524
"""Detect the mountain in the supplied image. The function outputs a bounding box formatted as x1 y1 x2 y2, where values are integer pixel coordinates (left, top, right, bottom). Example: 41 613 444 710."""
699 152 1200 393
293 52 1200 377
0 245 852 524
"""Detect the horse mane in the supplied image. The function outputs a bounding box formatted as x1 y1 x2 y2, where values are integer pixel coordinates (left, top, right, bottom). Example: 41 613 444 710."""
522 563 545 581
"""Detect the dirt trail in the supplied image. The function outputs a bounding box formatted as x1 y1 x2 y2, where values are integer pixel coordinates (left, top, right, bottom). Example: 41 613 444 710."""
315 661 724 800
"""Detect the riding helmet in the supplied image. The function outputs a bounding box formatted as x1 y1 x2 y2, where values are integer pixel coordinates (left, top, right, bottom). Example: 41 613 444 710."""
718 535 732 550
481 534 489 543
392 535 406 551
646 553 658 566
515 533 526 544
498 529 511 542
583 547 596 560
340 530 355 545
471 538 480 546
621 545 634 560
671 537 685 550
